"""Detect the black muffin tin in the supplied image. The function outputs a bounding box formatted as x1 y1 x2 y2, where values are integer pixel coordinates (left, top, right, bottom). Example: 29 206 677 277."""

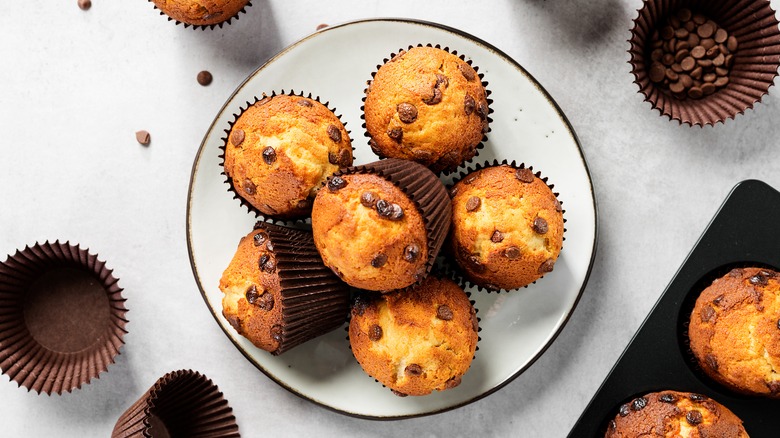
569 179 780 437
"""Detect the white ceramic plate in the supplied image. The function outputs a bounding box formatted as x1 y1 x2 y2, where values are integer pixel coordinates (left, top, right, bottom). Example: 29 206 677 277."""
187 19 597 419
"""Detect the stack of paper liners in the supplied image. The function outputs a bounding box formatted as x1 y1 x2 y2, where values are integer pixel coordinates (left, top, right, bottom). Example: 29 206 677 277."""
112 370 239 438
630 0 780 126
0 241 127 395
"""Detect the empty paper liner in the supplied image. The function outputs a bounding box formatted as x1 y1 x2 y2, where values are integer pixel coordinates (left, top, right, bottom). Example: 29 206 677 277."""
0 241 127 395
629 0 780 126
112 369 240 438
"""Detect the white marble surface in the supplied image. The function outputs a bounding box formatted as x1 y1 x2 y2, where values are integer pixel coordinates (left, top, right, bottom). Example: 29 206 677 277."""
1 0 779 436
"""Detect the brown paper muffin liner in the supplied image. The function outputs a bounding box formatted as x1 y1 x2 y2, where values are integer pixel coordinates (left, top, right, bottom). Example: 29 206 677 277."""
112 369 239 438
0 241 127 395
443 160 566 293
254 222 351 355
327 158 452 293
629 0 780 126
147 0 252 30
361 43 493 174
219 90 352 224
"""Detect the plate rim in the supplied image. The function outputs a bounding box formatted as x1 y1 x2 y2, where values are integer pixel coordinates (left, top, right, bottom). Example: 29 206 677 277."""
185 17 600 420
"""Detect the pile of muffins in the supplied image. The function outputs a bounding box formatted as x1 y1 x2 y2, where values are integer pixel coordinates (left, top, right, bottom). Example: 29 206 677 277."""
216 46 566 396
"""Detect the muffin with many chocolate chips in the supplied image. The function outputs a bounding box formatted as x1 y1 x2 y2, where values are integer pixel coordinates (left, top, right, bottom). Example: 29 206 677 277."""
688 267 780 397
449 163 563 291
349 276 479 396
150 0 251 27
363 45 490 173
219 222 350 355
311 159 451 292
223 92 352 219
605 391 748 437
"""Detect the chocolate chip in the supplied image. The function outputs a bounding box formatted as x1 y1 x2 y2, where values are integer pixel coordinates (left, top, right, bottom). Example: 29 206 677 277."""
253 232 267 246
689 393 707 402
539 258 555 273
449 186 459 198
777 319 780 330
701 305 715 322
423 87 443 105
297 99 313 107
618 404 630 417
327 124 342 143
476 102 489 120
270 325 283 342
504 247 521 260
750 273 768 286
391 390 408 397
609 420 617 431
465 196 481 212
256 291 274 311
78 0 91 10
259 254 276 272
445 375 462 389
405 364 423 376
515 168 534 183
376 200 404 221
135 130 151 145
368 324 382 341
464 94 476 115
371 253 387 268
197 70 213 86
435 74 449 89
328 151 339 165
243 178 256 195
533 217 549 234
316 23 328 31
262 146 277 165
231 128 245 146
265 241 274 251
337 149 351 167
468 255 486 273
225 313 241 331
459 62 476 81
296 199 311 210
404 244 420 262
387 127 403 142
631 397 648 411
356 192 375 209
245 285 260 304
553 198 563 213
705 354 718 371
713 294 725 305
471 311 479 332
659 393 677 403
491 230 504 243
327 176 347 192
437 304 454 321
397 103 418 123
686 410 703 425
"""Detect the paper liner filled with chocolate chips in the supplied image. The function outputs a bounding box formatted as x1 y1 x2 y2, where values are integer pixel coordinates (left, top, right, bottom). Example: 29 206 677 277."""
629 0 780 126
219 222 351 355
444 160 565 293
0 241 127 395
147 0 252 30
112 370 240 438
361 44 492 174
220 90 353 222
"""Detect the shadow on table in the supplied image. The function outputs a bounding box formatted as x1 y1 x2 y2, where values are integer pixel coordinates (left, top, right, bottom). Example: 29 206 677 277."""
519 0 628 47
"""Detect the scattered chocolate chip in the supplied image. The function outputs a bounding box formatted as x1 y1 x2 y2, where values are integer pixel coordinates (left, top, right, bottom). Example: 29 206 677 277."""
403 244 420 262
459 63 476 81
245 285 260 304
533 217 549 234
231 129 245 146
465 196 481 212
270 325 283 342
197 70 213 86
397 103 418 123
491 230 504 243
659 393 677 403
253 232 267 246
504 247 521 260
387 127 403 142
375 200 404 221
256 291 274 311
701 305 715 322
135 130 151 145
243 178 256 195
327 124 342 143
750 273 768 286
686 410 703 425
78 0 91 10
515 168 534 183
423 87 443 105
391 390 408 397
437 304 454 321
368 324 383 341
689 393 707 402
297 99 313 107
371 253 387 268
464 94 476 116
262 146 277 165
618 404 630 417
316 23 328 30
445 375 462 389
539 258 555 273
405 364 423 376
327 176 347 192
631 397 648 411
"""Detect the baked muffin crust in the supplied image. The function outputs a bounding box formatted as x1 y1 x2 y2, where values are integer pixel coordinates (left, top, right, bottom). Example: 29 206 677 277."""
151 0 250 26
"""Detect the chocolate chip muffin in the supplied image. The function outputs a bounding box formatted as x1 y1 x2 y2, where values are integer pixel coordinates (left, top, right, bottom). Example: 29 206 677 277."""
348 276 479 396
219 222 350 355
363 45 489 173
223 92 352 219
688 267 780 397
311 159 451 292
605 391 748 437
150 0 250 27
448 163 564 291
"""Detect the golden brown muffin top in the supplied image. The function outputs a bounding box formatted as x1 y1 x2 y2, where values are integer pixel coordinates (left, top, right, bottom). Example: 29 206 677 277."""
219 227 283 354
312 173 428 291
364 46 489 173
449 165 563 290
605 391 748 438
152 0 250 26
224 94 352 219
689 267 780 397
348 276 479 396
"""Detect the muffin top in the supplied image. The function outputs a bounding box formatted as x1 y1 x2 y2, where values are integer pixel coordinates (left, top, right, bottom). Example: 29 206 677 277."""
605 391 748 438
449 165 564 290
151 0 250 26
364 46 489 173
219 225 284 354
224 93 352 219
689 267 780 397
311 172 428 291
348 276 479 396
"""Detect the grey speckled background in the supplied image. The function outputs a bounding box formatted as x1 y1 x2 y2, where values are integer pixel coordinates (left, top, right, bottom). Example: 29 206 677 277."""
1 1 779 436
